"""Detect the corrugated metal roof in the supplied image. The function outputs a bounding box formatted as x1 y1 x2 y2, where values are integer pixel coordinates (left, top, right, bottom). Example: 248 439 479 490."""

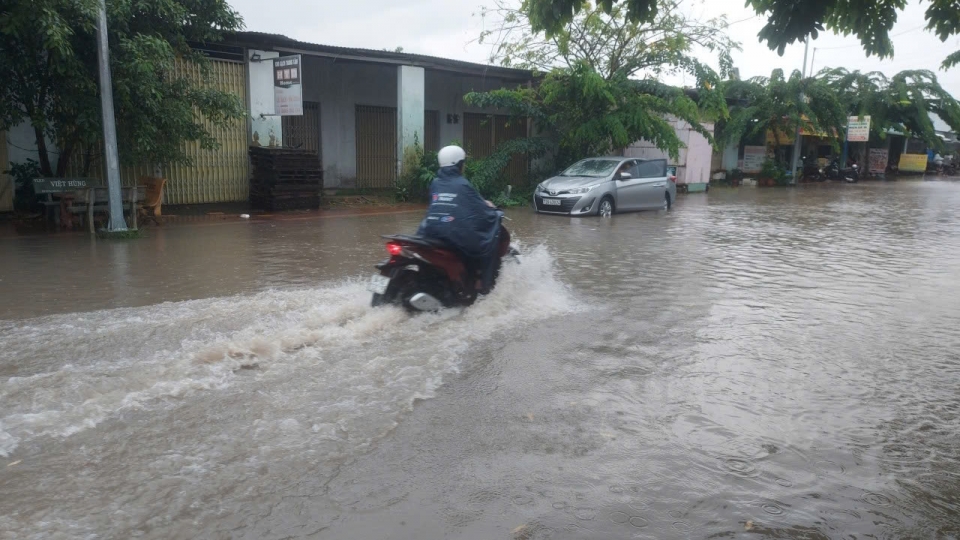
225 31 533 80
931 113 952 133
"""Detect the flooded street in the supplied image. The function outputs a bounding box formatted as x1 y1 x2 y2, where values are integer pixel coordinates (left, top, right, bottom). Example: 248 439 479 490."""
2 181 960 539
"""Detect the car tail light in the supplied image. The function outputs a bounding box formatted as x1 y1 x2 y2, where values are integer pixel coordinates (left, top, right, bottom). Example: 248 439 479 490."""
386 242 403 256
669 175 677 183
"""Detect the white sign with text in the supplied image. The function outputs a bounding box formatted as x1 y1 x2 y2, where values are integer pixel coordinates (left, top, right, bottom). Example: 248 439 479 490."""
274 55 303 116
847 116 871 142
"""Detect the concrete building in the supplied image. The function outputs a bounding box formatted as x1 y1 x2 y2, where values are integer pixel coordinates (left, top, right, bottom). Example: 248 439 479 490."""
232 32 534 190
0 33 533 208
1 31 722 209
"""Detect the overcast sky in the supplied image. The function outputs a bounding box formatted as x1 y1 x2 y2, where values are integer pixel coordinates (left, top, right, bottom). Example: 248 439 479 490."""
229 0 960 99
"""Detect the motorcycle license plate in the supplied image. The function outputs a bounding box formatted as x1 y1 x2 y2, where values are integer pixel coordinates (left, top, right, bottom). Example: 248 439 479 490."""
368 274 390 294
541 198 561 206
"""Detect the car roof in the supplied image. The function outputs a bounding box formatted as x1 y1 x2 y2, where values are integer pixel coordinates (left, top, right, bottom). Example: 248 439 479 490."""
581 156 663 162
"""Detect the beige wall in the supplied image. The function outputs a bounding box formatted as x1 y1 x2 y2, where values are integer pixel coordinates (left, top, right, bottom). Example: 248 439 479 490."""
66 59 249 205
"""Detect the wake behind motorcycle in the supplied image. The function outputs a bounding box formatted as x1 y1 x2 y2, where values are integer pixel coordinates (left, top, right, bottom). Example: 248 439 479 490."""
367 214 520 312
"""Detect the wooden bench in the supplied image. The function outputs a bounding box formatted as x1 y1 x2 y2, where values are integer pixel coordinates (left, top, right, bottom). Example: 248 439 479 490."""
33 178 144 233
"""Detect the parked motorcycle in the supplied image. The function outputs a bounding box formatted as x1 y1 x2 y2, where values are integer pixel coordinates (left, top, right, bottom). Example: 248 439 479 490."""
801 156 824 182
826 159 860 183
368 212 520 312
931 156 957 176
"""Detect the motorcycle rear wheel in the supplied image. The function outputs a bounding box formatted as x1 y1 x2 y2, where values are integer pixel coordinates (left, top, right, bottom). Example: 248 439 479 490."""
370 269 415 308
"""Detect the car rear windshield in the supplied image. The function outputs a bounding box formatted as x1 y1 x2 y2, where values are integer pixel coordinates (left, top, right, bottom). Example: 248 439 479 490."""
559 159 619 178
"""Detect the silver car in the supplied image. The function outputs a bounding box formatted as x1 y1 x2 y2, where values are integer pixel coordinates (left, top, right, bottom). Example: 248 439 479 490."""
533 157 676 217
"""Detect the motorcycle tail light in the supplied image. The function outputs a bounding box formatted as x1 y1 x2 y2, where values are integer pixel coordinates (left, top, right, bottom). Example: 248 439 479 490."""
386 242 403 256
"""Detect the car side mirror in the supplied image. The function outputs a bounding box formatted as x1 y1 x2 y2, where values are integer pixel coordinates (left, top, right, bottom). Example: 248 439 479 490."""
618 172 632 180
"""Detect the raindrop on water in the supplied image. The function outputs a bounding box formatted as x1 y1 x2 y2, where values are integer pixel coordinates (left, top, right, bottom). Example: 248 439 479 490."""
512 495 534 505
574 507 597 521
721 457 760 477
861 491 893 507
610 511 630 524
761 503 784 515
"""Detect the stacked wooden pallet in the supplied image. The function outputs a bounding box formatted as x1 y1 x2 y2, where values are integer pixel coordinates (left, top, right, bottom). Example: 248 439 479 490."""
248 147 322 211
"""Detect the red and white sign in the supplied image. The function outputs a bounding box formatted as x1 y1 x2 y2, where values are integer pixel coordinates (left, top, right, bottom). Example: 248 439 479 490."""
869 148 889 173
273 55 303 116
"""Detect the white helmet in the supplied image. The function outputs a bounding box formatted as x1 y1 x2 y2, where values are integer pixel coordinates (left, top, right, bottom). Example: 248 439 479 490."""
438 145 467 168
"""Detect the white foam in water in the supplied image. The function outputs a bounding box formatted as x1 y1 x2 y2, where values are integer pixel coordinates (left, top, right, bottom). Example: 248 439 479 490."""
0 245 575 459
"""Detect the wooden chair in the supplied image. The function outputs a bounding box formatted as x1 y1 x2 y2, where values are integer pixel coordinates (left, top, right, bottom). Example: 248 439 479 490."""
138 177 166 225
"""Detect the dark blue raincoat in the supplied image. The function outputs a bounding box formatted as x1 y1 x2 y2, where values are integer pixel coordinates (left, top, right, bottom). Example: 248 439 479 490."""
417 166 500 258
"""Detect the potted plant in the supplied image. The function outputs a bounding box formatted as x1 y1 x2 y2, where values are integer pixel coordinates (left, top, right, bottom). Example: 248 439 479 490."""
759 159 786 187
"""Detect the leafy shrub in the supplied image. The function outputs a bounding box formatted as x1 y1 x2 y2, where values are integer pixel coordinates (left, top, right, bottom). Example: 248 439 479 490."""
395 136 438 202
400 136 550 206
759 159 789 186
465 137 551 205
5 159 41 212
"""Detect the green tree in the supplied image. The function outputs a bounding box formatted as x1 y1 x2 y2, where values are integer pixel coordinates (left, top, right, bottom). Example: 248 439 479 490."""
0 0 246 178
819 67 960 148
478 0 737 81
466 61 723 171
468 0 731 174
719 69 847 163
524 0 960 69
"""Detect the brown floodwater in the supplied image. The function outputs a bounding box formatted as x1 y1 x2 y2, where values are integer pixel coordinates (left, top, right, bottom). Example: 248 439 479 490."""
1 181 959 539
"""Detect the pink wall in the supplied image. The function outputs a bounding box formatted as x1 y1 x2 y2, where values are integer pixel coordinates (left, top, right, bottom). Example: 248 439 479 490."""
624 119 714 184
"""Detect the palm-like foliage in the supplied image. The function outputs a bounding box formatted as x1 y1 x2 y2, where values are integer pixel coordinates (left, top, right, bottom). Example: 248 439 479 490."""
718 69 846 162
819 68 960 149
465 61 719 169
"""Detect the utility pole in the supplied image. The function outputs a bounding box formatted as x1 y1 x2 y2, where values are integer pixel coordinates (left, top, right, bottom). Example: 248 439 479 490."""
790 35 811 185
841 125 850 166
95 0 128 232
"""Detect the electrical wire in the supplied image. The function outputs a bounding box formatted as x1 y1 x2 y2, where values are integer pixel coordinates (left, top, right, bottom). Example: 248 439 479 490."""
812 24 927 51
6 140 60 155
728 15 761 27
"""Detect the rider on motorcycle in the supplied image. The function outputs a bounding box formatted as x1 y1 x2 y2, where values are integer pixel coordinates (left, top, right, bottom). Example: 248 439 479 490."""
417 145 501 294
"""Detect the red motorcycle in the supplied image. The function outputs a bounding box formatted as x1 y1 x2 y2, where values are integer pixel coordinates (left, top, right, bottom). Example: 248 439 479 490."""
368 215 519 312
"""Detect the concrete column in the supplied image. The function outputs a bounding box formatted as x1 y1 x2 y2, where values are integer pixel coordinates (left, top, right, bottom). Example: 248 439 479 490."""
397 65 425 176
248 50 282 148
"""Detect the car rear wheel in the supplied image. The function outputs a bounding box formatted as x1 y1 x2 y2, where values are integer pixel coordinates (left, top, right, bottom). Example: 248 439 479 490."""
598 197 615 217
